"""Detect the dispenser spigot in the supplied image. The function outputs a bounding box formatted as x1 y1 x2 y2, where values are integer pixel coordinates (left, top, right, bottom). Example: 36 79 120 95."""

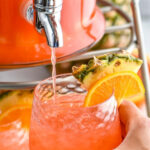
34 0 63 47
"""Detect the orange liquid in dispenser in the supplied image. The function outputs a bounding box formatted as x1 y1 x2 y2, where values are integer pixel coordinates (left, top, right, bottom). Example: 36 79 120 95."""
0 0 105 67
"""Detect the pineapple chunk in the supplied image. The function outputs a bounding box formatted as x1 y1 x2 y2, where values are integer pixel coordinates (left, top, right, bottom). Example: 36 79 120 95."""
72 53 143 89
0 90 33 115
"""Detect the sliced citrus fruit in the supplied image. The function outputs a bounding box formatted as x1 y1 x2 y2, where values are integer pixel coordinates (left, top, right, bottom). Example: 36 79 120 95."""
72 53 143 90
0 105 31 131
84 71 145 107
0 90 33 114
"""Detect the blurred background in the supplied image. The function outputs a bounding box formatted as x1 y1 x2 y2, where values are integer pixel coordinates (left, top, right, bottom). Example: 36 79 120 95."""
140 0 150 54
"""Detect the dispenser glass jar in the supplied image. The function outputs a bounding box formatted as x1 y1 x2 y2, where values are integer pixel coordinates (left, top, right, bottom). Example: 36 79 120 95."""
0 0 105 68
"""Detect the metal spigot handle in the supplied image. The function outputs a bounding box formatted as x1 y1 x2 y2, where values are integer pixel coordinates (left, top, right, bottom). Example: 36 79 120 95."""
34 0 63 47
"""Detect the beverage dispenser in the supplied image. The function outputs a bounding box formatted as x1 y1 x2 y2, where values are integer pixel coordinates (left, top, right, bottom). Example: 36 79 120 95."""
0 0 105 68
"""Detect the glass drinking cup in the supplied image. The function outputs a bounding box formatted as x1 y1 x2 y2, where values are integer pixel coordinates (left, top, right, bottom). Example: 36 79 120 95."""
29 74 122 150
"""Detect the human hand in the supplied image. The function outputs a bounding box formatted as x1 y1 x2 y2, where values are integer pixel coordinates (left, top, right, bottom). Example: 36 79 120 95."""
115 100 150 150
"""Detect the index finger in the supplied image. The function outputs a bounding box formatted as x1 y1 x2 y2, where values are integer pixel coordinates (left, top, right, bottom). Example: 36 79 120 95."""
119 100 145 130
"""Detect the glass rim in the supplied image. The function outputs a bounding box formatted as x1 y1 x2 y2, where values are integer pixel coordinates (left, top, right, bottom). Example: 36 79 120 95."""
34 73 116 108
34 73 72 101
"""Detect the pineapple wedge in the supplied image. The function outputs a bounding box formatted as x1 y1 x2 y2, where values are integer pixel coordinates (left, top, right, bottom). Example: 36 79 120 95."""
72 53 143 89
0 90 33 115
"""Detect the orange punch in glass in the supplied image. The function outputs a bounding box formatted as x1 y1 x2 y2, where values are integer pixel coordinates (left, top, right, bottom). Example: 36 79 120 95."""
0 107 31 150
29 74 122 150
0 91 33 150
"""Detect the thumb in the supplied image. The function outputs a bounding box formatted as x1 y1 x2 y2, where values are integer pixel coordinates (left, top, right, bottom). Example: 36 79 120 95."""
118 100 145 131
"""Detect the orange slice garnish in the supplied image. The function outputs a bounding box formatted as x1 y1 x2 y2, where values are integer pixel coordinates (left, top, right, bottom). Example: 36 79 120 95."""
0 105 31 131
84 71 145 107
